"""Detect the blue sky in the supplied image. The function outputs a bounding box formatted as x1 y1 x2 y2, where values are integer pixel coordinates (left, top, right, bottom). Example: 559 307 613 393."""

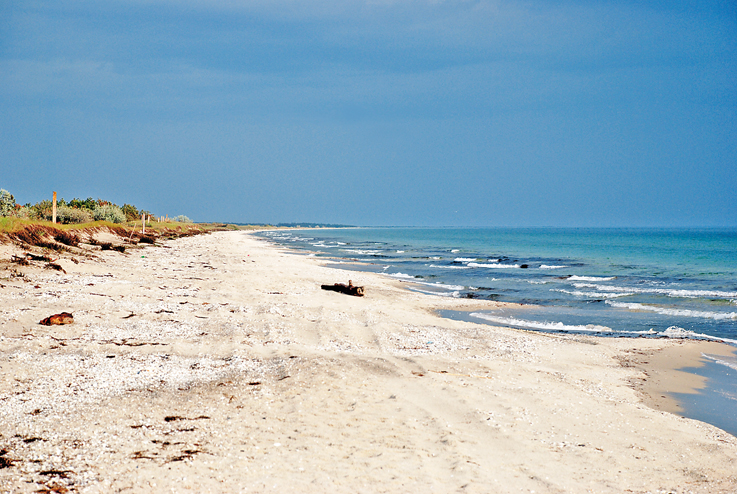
1 0 735 226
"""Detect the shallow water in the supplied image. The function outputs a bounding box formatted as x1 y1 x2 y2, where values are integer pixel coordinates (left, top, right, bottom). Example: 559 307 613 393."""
262 227 737 343
262 227 737 436
673 353 737 437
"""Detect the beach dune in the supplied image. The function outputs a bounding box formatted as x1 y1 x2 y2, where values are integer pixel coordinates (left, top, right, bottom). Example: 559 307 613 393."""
1 231 735 493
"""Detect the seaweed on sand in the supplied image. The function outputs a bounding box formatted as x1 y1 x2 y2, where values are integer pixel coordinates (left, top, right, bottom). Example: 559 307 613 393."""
12 226 64 251
53 230 80 247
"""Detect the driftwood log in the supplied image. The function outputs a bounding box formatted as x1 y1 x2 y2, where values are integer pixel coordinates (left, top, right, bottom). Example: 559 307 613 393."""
321 280 364 297
39 312 74 326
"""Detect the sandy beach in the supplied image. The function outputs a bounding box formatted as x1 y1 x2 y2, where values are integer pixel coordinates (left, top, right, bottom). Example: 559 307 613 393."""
1 230 736 493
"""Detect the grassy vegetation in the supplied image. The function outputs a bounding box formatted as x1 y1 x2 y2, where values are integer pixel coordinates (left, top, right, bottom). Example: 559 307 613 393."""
0 218 271 241
0 189 275 242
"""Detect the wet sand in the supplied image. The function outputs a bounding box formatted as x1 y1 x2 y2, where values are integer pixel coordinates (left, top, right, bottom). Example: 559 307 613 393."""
1 230 736 493
627 341 737 414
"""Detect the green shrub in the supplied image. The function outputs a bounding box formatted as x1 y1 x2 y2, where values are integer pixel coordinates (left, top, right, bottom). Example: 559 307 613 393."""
0 189 15 216
29 200 53 221
4 194 151 224
14 206 32 219
56 206 93 224
68 197 97 211
173 215 192 223
93 204 126 223
122 203 139 222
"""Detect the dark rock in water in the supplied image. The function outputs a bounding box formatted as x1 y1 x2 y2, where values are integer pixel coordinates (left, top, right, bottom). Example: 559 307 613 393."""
39 312 74 326
520 264 529 269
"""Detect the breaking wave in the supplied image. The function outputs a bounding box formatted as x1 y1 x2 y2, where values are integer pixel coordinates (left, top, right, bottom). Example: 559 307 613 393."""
388 272 417 280
410 288 460 297
661 327 737 345
606 301 737 320
469 313 613 333
552 288 630 299
468 262 520 269
702 353 737 371
573 283 737 300
429 264 472 270
568 276 616 281
411 280 465 291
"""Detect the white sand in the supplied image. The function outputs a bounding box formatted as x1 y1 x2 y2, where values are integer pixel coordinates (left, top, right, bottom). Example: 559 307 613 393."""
1 230 736 493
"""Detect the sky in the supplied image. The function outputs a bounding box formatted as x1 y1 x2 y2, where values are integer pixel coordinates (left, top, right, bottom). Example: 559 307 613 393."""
1 0 735 227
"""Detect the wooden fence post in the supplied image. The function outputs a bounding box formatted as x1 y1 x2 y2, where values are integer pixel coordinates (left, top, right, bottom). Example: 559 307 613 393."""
52 191 57 224
142 212 146 235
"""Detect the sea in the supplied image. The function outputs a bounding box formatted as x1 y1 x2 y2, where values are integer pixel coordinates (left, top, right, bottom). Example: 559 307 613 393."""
259 227 737 435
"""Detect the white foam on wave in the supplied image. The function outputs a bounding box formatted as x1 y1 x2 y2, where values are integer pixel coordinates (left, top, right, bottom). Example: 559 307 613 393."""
429 264 471 270
342 249 381 255
573 283 737 299
606 301 737 320
660 327 737 345
396 250 405 253
702 353 737 371
528 280 550 285
468 262 520 269
568 276 616 281
455 258 477 262
404 279 466 291
388 272 416 280
552 288 631 299
451 249 460 253
411 287 461 298
469 313 613 332
540 265 568 270
661 326 699 338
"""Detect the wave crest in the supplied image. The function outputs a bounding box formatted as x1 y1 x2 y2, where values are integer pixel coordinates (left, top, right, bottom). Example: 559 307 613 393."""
605 301 737 320
469 313 612 332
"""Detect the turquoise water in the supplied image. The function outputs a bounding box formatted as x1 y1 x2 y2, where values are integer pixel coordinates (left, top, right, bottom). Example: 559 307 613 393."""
261 227 737 436
262 228 737 343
